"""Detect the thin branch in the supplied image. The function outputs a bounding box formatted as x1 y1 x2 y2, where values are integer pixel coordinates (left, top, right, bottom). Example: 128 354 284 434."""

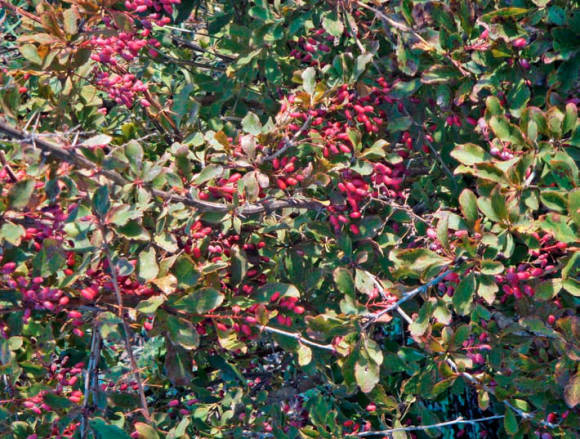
171 36 236 62
157 52 226 71
0 120 325 215
356 415 504 437
0 0 41 23
0 150 18 182
445 358 559 430
260 325 337 353
362 268 453 329
80 319 102 439
99 222 152 422
355 1 470 77
423 137 458 192
258 115 314 164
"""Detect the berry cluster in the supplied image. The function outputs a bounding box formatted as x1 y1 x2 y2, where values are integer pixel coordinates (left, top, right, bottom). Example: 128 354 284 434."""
88 0 180 107
290 28 334 66
93 71 149 108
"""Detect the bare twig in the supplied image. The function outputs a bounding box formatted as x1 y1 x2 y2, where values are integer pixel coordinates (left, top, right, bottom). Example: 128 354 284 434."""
355 1 470 77
0 150 18 182
362 268 453 329
0 120 325 215
423 137 458 192
171 36 236 62
258 115 314 164
80 319 102 439
445 358 559 430
260 325 337 353
356 415 504 437
0 0 41 23
99 222 151 422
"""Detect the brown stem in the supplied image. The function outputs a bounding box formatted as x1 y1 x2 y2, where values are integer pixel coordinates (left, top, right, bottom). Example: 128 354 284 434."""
0 120 325 215
80 319 102 439
0 0 41 23
258 115 314 164
0 151 18 182
98 222 152 422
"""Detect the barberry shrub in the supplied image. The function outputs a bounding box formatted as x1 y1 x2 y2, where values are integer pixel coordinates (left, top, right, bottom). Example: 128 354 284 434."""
0 0 578 438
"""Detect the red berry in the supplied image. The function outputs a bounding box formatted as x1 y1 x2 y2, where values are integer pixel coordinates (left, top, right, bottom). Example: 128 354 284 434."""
168 399 179 407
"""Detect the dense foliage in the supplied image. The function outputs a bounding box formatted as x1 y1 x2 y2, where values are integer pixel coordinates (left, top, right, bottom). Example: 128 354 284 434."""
0 0 579 438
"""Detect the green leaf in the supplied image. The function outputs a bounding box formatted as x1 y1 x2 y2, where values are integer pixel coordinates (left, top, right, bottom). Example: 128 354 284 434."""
563 278 580 297
322 11 344 38
453 273 475 316
302 67 316 95
504 407 518 435
534 279 562 301
389 79 421 98
410 301 434 336
477 196 501 221
387 116 412 132
459 189 478 226
208 355 245 383
334 267 355 298
569 189 580 226
230 247 248 286
364 337 383 365
354 356 380 393
83 134 112 148
167 315 199 350
354 53 373 80
564 374 580 408
134 422 160 439
136 295 165 314
165 345 192 386
173 256 200 287
486 96 502 116
540 214 577 243
43 392 73 410
0 222 26 246
489 116 525 145
175 288 224 313
241 112 262 135
390 249 451 279
480 260 504 275
138 247 159 282
451 143 492 165
193 164 224 185
355 269 375 296
563 103 578 135
507 80 530 117
547 108 564 138
491 188 508 220
90 418 131 439
154 232 179 253
32 239 66 277
117 221 150 241
63 7 79 35
167 417 190 439
436 213 450 251
20 44 43 65
248 5 271 21
7 180 34 210
92 185 110 218
125 141 144 173
356 215 383 239
297 344 312 366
